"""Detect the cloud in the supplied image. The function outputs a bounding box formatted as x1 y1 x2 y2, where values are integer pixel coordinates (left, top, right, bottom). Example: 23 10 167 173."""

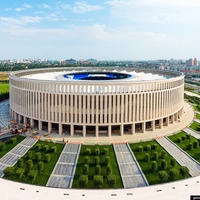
72 1 103 13
7 3 32 12
39 4 52 9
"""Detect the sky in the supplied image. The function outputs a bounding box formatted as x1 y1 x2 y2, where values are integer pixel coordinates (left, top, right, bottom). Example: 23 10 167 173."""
0 0 200 60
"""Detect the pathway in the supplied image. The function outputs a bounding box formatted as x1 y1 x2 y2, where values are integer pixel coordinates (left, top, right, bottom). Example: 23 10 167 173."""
0 137 38 177
113 143 149 188
183 127 200 139
156 137 200 177
46 143 81 188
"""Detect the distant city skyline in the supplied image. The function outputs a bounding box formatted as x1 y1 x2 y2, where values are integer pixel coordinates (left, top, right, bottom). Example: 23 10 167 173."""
1 0 200 60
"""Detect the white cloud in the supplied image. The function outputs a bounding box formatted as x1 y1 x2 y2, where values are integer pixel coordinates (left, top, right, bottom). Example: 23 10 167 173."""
39 4 52 9
72 1 103 13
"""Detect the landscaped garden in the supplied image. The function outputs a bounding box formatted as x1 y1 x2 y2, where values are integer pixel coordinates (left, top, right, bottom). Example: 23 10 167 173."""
168 131 200 163
72 145 123 189
0 83 9 93
3 140 64 185
196 113 200 120
189 121 200 132
129 140 190 185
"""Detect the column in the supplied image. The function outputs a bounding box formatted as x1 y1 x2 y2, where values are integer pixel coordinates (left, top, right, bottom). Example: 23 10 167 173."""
120 124 124 136
30 118 34 129
48 122 52 133
39 120 42 131
23 117 27 124
159 119 163 129
95 125 99 137
83 125 86 137
131 123 135 135
70 124 74 136
142 122 145 133
151 120 155 131
166 116 169 126
108 125 111 137
59 123 62 135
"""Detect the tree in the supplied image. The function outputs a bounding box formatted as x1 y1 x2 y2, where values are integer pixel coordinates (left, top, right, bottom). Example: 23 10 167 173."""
83 164 89 174
188 143 193 150
45 154 51 162
28 170 38 183
15 168 25 179
180 166 189 177
84 156 90 164
138 145 143 152
161 160 168 170
161 150 166 159
95 147 100 156
107 174 116 187
12 137 17 144
51 146 57 153
4 167 15 177
169 168 179 180
93 175 103 188
27 159 33 170
144 153 150 162
104 148 109 156
170 158 176 167
79 175 88 187
105 156 110 165
0 143 6 151
95 156 100 165
152 152 158 161
17 158 24 168
43 145 49 152
85 148 91 155
152 144 158 150
151 161 157 173
27 151 33 159
35 144 41 151
38 161 44 172
177 137 182 143
95 165 101 175
158 170 169 182
36 152 42 161
146 145 151 152
193 141 199 148
107 165 112 175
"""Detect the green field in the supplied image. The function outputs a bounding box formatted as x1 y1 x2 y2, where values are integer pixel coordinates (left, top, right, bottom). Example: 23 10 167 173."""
0 83 9 93
189 121 200 131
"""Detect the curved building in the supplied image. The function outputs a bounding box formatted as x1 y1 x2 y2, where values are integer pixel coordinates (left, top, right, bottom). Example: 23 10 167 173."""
9 68 184 137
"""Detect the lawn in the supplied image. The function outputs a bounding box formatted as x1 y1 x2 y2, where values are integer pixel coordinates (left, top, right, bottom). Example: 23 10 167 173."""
3 140 64 185
189 121 200 131
0 83 9 93
129 140 190 185
196 113 200 120
168 131 200 163
0 136 25 158
72 145 123 189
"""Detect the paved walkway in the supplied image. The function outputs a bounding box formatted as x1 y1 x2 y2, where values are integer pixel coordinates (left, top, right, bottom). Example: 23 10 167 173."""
183 127 200 139
156 137 200 177
46 143 81 188
0 137 38 177
113 143 148 188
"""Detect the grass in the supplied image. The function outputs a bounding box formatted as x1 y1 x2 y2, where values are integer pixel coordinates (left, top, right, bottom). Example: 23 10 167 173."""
4 140 64 186
168 131 200 163
0 136 25 158
0 83 9 93
196 113 200 120
129 140 190 185
72 145 123 189
189 121 200 131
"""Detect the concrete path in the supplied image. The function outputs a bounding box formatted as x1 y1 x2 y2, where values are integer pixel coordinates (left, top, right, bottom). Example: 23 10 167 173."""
46 143 81 188
183 127 200 139
0 137 38 177
113 143 149 188
156 137 200 177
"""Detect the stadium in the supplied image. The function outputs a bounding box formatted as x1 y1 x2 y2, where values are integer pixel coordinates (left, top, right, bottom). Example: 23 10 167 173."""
9 67 184 138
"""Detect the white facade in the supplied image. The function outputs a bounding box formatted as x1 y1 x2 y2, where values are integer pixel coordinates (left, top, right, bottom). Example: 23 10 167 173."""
9 68 184 137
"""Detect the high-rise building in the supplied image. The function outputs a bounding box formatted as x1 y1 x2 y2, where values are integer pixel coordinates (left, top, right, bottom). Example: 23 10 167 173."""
193 58 198 66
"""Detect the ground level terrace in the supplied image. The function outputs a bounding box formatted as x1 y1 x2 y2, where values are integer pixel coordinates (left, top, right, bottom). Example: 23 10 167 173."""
11 109 183 137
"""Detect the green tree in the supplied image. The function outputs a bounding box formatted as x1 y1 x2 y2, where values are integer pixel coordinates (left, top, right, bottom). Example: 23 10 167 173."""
95 156 100 165
84 156 90 164
180 166 189 177
152 152 158 161
170 158 176 167
36 152 42 161
169 168 179 180
4 167 15 177
45 154 51 162
15 168 25 179
151 161 157 173
95 165 101 175
158 170 169 182
28 170 38 183
12 137 17 144
17 158 24 168
79 175 88 187
38 161 44 172
27 151 33 159
27 159 33 170
105 156 110 165
161 159 168 170
107 165 112 175
83 164 89 174
43 145 49 152
144 153 150 162
51 146 57 153
161 150 166 159
85 148 91 155
104 148 109 156
35 144 41 151
146 145 151 152
107 174 116 187
95 147 100 156
93 175 103 188
138 145 143 152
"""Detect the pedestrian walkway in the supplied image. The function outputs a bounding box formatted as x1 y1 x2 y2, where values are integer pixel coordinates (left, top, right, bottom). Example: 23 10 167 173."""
113 143 149 188
194 118 200 124
0 100 11 129
0 137 38 177
183 127 200 139
156 137 200 177
46 143 81 188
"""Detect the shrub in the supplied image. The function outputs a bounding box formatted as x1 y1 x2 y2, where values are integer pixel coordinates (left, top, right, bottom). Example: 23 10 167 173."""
152 152 158 161
146 145 151 152
144 153 150 162
152 144 158 150
170 158 176 167
51 146 57 153
12 137 17 144
93 175 103 188
106 165 112 175
198 138 200 145
17 158 24 168
83 164 89 174
107 174 116 187
35 144 41 151
158 170 169 182
36 152 42 161
138 145 143 152
104 148 109 156
27 159 33 170
43 145 49 152
0 143 6 151
4 167 15 176
28 170 38 183
95 165 101 175
182 135 186 141
84 156 90 164
193 141 199 148
177 137 182 143
161 159 168 170
105 156 110 165
85 148 91 155
27 151 33 159
95 147 100 156
151 161 157 173
186 134 191 139
15 168 25 179
180 166 189 177
38 161 44 172
95 156 100 165
45 154 51 162
169 168 179 180
161 150 166 159
188 143 193 151
79 175 88 187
